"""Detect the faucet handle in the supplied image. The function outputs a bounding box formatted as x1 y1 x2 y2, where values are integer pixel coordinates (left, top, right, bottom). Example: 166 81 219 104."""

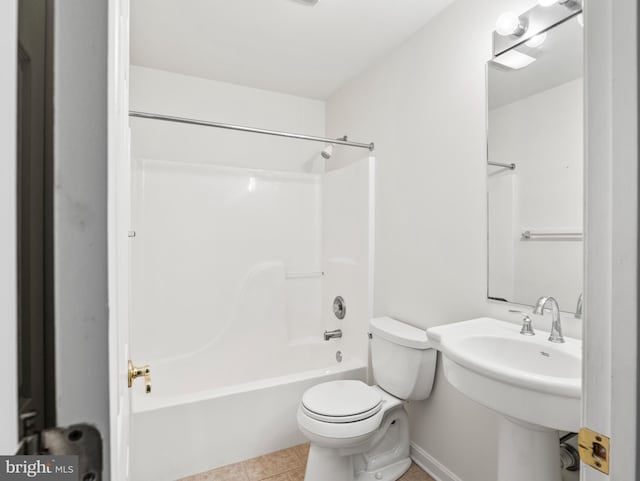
509 310 535 336
519 315 535 336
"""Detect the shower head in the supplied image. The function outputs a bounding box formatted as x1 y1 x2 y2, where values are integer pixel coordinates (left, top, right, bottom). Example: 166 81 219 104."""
321 144 333 160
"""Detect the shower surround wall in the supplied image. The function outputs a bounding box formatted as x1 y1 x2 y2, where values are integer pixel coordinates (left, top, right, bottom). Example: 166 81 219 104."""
131 160 324 362
129 67 373 480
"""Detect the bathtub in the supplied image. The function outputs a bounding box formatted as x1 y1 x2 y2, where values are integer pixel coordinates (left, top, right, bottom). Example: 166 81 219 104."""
130 346 367 481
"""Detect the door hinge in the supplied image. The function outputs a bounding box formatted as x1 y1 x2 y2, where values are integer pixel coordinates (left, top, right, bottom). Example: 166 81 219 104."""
578 427 610 475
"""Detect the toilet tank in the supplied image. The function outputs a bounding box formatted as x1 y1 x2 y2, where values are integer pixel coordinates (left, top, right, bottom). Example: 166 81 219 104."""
370 317 436 400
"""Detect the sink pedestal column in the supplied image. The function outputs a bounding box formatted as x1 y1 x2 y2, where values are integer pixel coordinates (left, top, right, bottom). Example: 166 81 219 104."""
497 416 562 481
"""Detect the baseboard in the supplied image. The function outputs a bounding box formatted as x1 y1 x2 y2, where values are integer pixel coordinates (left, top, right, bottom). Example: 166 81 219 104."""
409 443 463 481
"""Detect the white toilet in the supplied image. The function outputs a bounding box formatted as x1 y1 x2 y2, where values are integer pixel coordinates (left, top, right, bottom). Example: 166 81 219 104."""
297 317 437 481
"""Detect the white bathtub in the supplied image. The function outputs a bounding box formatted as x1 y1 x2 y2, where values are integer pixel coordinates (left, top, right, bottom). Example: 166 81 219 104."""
130 349 367 481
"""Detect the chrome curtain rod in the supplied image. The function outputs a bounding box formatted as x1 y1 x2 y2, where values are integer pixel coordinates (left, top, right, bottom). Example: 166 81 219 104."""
488 161 516 170
129 111 375 152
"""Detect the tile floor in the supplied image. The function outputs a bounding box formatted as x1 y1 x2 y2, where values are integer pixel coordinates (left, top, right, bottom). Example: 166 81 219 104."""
179 444 435 481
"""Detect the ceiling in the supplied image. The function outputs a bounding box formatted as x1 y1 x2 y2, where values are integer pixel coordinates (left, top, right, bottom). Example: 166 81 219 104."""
130 0 455 100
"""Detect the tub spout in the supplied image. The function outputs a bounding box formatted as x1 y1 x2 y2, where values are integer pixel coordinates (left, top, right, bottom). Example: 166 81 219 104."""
324 329 342 341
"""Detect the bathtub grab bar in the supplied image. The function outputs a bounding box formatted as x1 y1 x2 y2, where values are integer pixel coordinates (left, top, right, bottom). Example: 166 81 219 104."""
521 231 583 241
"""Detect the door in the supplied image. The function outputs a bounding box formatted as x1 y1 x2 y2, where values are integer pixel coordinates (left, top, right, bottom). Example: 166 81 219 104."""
108 0 132 478
582 0 638 480
0 0 20 456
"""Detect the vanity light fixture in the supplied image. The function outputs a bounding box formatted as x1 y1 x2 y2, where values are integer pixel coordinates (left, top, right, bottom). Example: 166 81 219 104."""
525 32 547 48
495 12 527 37
492 50 536 70
493 1 581 57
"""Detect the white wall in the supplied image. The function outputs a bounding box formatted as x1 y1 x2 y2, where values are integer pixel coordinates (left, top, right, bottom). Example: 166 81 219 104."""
0 0 19 456
53 0 110 475
326 0 582 480
488 78 584 308
130 66 326 172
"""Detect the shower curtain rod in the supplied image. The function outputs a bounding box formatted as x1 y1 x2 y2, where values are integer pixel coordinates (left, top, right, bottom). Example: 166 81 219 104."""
488 161 516 170
129 111 375 152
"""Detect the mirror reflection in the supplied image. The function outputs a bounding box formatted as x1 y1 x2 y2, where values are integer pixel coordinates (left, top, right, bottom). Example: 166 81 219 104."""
487 16 584 311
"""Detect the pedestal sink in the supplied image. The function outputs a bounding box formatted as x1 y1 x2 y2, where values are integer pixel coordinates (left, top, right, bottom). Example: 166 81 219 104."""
427 317 581 481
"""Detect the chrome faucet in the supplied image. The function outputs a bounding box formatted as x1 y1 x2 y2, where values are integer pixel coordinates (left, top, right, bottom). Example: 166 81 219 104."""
575 293 583 319
509 309 535 336
324 329 342 341
533 296 565 343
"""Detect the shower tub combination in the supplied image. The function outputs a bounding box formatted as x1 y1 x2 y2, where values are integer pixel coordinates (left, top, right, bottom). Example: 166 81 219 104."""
128 154 375 480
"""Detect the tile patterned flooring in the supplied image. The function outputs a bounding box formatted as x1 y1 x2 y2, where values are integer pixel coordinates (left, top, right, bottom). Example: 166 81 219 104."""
179 444 435 481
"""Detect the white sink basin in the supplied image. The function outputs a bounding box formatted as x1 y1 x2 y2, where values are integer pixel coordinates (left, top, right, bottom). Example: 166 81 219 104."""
427 317 581 432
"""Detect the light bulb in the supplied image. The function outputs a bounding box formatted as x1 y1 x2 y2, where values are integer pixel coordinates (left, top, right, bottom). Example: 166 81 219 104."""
577 13 584 27
496 12 526 36
525 32 547 48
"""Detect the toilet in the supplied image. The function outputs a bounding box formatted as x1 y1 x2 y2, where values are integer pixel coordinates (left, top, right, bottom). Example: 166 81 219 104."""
297 317 437 481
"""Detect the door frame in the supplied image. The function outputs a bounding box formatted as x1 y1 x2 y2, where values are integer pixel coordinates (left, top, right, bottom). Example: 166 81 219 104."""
583 0 638 479
0 0 19 456
107 0 131 478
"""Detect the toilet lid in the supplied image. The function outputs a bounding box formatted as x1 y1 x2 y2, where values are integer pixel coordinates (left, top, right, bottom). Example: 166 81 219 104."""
301 380 382 423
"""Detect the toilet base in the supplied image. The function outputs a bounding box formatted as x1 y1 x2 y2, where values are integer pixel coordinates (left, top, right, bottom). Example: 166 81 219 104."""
304 447 411 481
303 407 411 481
355 457 411 481
304 445 354 481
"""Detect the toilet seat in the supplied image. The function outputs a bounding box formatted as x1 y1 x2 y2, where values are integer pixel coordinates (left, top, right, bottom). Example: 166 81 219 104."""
302 380 382 423
301 403 382 423
297 381 404 441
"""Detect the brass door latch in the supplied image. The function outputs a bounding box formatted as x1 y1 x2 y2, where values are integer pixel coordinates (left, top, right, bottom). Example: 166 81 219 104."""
578 427 610 474
128 360 151 394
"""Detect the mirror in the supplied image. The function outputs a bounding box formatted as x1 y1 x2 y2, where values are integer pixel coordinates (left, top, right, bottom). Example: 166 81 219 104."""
487 16 583 312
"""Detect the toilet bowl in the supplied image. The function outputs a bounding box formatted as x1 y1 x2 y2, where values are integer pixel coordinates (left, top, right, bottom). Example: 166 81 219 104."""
297 317 437 481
